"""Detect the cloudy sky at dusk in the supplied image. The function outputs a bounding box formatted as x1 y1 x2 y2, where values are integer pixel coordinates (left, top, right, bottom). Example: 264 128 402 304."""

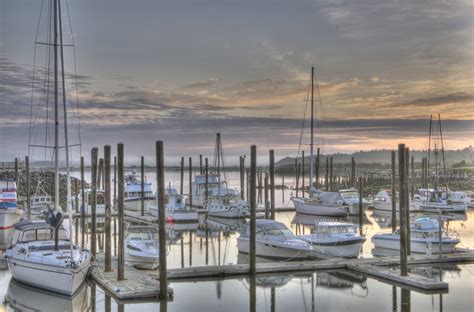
0 0 473 164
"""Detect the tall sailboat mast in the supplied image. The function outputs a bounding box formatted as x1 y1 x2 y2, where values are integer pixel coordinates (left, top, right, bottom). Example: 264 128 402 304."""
309 66 314 189
58 0 74 257
53 0 60 210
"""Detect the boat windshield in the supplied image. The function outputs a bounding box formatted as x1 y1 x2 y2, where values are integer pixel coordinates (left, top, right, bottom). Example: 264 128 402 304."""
13 228 69 245
317 225 356 234
262 228 294 236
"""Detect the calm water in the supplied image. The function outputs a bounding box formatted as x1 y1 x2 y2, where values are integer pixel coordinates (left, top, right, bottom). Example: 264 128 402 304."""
1 170 473 311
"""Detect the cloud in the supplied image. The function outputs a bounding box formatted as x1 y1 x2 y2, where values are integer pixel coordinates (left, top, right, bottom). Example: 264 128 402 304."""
180 78 220 90
401 92 473 107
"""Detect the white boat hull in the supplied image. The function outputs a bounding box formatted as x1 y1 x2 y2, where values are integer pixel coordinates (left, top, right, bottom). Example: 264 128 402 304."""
127 254 160 270
372 235 458 254
292 198 347 217
237 238 312 260
7 256 91 296
124 198 155 212
419 202 466 213
300 236 363 258
208 207 249 218
0 209 22 249
149 206 199 222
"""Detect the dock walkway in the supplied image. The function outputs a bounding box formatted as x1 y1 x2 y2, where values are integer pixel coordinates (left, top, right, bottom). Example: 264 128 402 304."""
91 250 474 302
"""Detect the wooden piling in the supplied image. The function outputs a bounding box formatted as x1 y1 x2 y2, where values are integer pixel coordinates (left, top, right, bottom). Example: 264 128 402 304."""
199 154 203 175
188 157 193 207
156 141 168 299
325 157 329 191
398 143 407 276
411 156 414 200
329 157 333 192
14 158 18 186
358 176 363 235
205 158 209 202
141 156 145 217
264 172 269 219
258 170 263 204
391 151 396 233
80 156 85 248
98 158 104 190
315 148 320 189
250 274 257 312
405 148 410 255
189 231 193 266
296 162 300 198
104 145 112 272
117 143 125 281
351 157 356 188
91 147 98 258
250 145 257 275
180 157 184 195
25 156 30 219
294 159 298 198
240 156 245 200
269 150 275 220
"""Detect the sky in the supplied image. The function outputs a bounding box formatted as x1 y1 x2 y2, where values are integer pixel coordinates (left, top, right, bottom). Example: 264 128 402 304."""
0 0 473 165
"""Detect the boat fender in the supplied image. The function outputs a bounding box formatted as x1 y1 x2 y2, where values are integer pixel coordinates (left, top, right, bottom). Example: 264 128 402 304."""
337 200 344 206
166 216 175 223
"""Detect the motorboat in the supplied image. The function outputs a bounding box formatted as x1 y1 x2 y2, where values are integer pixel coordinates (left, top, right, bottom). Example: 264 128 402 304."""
206 193 249 218
237 219 313 260
371 217 459 254
372 190 419 212
299 221 365 258
150 187 198 222
0 178 22 249
124 171 154 212
5 219 92 295
124 226 160 270
292 189 348 217
30 179 52 217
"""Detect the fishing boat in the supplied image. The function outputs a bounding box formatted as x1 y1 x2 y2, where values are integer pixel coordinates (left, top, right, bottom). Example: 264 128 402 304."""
76 189 106 230
30 179 52 217
371 217 459 254
6 0 92 295
237 219 313 260
125 226 160 270
204 133 249 218
290 67 347 217
149 186 198 222
0 178 22 249
299 221 365 258
372 190 419 212
124 171 155 212
339 188 370 215
5 219 92 295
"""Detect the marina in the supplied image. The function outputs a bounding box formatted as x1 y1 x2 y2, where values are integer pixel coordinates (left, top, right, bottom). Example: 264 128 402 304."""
1 0 473 311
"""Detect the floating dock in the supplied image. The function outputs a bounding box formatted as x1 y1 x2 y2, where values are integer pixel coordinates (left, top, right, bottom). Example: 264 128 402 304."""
91 250 474 301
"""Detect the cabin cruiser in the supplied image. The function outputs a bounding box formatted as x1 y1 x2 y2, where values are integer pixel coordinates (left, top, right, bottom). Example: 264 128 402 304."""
125 226 160 270
5 218 92 295
299 221 365 258
339 188 370 215
0 178 22 249
415 189 467 213
371 217 459 254
237 219 313 260
124 171 154 212
372 190 419 212
150 187 198 222
291 189 348 217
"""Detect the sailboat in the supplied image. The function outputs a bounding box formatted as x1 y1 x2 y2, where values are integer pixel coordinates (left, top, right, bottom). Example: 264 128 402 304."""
290 67 347 217
205 133 249 218
416 115 467 213
5 0 91 296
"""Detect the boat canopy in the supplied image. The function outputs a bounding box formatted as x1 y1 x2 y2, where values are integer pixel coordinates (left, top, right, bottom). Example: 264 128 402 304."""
312 190 345 205
125 183 153 193
411 217 440 232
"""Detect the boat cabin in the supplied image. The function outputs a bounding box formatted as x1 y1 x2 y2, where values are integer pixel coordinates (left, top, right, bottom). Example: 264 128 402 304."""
241 220 294 238
314 222 358 235
9 221 69 248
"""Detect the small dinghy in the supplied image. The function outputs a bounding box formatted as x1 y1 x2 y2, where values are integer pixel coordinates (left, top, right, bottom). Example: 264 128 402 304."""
124 226 160 270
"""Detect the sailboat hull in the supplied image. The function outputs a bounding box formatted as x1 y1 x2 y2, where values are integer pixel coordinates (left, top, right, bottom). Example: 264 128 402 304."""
292 198 347 216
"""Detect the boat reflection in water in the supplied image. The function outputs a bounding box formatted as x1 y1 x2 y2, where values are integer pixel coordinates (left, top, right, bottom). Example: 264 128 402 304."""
316 270 368 295
5 278 89 312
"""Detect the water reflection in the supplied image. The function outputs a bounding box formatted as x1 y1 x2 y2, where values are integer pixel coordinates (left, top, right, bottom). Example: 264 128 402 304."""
5 279 89 312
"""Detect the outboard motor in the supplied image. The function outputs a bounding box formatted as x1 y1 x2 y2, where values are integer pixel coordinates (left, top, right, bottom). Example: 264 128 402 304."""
44 204 64 251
